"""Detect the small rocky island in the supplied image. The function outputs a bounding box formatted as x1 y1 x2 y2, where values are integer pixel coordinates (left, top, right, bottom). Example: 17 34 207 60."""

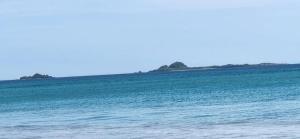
20 73 54 80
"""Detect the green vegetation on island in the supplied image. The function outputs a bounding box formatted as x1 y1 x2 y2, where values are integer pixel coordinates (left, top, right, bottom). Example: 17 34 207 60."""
20 73 54 80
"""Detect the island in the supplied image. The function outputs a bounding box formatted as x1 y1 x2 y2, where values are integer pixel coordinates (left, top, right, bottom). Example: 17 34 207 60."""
20 73 54 80
151 62 189 72
150 62 286 73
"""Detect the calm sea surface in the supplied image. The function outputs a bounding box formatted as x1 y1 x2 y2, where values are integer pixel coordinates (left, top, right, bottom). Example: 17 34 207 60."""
1 65 300 139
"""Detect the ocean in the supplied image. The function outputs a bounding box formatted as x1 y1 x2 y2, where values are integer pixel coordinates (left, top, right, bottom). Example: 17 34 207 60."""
1 65 300 139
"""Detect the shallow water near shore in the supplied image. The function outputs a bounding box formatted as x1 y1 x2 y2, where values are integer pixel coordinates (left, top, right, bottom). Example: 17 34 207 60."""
1 65 300 138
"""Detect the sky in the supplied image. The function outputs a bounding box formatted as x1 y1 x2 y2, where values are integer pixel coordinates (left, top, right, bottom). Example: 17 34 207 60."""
1 0 300 80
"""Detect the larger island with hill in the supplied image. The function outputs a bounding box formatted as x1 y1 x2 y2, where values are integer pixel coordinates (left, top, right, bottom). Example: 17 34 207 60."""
150 61 291 73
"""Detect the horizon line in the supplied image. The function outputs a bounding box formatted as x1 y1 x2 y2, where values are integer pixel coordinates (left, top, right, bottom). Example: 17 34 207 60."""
1 62 299 82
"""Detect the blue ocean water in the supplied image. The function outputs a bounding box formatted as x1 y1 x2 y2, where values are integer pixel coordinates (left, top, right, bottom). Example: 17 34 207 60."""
1 65 300 139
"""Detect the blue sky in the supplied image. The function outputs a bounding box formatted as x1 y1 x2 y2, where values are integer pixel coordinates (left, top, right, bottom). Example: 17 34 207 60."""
1 0 300 80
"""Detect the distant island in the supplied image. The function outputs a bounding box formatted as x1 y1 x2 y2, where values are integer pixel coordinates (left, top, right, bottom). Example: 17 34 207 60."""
16 62 295 80
20 73 54 80
151 62 189 72
150 62 285 72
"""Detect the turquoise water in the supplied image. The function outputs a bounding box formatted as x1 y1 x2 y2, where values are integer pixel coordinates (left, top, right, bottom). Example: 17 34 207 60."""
1 65 300 139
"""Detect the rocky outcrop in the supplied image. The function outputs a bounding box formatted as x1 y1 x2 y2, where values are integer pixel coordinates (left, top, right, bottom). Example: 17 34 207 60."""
151 62 188 72
20 73 54 80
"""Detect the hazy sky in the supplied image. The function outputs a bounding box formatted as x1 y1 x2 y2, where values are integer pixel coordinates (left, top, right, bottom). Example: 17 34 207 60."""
1 0 300 80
